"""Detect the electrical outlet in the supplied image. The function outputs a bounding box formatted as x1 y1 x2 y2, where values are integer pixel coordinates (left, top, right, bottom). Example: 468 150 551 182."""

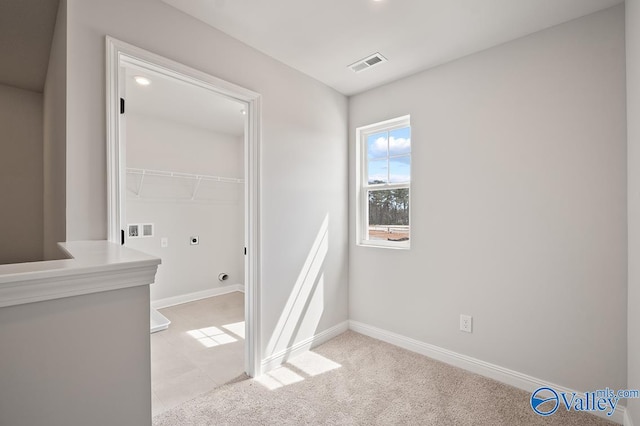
161 237 168 248
190 236 199 245
460 314 473 333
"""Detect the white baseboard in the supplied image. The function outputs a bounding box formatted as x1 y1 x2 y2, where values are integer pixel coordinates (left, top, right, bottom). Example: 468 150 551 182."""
626 408 635 426
151 283 244 309
349 320 626 425
261 321 349 373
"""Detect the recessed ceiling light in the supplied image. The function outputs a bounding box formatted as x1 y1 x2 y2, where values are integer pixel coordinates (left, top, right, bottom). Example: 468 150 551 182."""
240 109 247 115
134 76 151 86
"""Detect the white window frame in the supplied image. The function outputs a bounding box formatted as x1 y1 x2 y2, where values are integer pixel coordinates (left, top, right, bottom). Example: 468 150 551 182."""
356 115 411 249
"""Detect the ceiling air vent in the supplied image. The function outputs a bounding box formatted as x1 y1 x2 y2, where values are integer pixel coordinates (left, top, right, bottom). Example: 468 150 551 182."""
348 52 387 73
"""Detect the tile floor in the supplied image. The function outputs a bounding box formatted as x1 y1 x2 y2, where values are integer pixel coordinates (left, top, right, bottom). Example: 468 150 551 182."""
151 292 245 417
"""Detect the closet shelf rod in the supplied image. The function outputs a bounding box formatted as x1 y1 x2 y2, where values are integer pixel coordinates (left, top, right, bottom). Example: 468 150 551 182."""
127 167 244 184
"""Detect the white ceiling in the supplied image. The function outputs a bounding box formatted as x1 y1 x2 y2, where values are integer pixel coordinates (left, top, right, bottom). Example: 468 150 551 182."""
162 0 623 96
0 0 59 92
126 67 246 137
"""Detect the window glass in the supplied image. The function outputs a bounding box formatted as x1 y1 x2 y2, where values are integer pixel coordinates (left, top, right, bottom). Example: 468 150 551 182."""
368 159 388 184
389 156 410 183
389 127 411 156
367 132 388 159
367 189 410 241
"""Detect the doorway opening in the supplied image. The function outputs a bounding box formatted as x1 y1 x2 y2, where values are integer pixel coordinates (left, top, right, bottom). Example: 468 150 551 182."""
106 37 262 412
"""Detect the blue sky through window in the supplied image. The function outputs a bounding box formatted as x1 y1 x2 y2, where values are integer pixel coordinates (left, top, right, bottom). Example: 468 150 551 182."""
367 132 388 159
367 127 411 184
389 157 410 183
389 127 411 156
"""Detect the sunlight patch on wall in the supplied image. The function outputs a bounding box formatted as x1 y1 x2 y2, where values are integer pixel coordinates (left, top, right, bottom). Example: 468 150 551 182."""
266 215 329 357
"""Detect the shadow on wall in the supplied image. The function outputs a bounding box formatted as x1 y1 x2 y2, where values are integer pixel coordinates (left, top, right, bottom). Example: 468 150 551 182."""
265 215 329 360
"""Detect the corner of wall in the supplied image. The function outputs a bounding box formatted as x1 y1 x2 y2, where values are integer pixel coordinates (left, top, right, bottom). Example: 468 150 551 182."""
43 0 67 259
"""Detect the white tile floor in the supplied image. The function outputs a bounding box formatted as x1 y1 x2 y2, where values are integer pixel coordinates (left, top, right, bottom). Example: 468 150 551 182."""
151 292 245 417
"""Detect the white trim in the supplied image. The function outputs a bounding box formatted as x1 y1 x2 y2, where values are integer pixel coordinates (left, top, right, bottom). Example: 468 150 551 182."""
105 38 121 245
245 93 262 377
0 267 158 308
349 320 626 425
0 241 160 308
261 321 349 373
105 36 262 377
151 284 244 309
626 408 635 426
357 115 411 134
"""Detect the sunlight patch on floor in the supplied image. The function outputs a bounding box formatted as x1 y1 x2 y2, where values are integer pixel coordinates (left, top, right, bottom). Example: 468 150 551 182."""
255 366 305 390
222 321 245 339
287 351 341 377
255 350 342 390
187 326 237 348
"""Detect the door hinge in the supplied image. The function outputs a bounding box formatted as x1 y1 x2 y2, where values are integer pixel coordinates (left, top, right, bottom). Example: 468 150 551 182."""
121 229 125 245
244 247 247 255
120 98 125 114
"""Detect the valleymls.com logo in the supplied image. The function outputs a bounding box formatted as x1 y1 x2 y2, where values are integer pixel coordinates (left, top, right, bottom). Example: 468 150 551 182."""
530 387 639 417
530 387 560 416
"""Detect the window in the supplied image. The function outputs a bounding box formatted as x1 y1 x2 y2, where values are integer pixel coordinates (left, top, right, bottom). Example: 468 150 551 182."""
357 115 411 249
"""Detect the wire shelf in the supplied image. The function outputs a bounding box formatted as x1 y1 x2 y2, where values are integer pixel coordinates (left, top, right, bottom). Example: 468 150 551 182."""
126 168 244 200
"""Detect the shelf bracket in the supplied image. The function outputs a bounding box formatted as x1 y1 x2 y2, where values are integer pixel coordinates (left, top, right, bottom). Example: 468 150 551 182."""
136 170 146 198
191 176 203 200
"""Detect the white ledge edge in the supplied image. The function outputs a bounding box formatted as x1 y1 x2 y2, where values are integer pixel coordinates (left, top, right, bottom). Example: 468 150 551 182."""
0 241 161 308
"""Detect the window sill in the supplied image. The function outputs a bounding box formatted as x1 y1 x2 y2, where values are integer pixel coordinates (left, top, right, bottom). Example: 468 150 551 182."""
357 241 410 250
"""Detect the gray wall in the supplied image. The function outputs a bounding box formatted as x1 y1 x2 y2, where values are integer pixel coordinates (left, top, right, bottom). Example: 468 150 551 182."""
65 0 349 361
0 286 151 426
349 5 627 393
43 0 67 260
0 84 43 264
126 113 244 302
627 0 640 423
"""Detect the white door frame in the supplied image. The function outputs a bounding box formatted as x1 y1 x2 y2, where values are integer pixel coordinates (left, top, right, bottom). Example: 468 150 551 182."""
105 36 262 377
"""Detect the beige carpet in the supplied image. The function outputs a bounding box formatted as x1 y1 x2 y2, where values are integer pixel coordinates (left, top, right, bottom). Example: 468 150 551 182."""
153 331 616 425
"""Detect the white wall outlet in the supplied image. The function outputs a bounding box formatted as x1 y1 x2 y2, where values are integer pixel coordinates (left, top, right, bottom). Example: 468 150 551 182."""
161 237 168 248
460 314 473 333
190 236 199 245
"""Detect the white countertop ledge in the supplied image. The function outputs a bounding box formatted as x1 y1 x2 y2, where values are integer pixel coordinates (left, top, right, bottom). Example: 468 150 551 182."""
0 241 161 308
